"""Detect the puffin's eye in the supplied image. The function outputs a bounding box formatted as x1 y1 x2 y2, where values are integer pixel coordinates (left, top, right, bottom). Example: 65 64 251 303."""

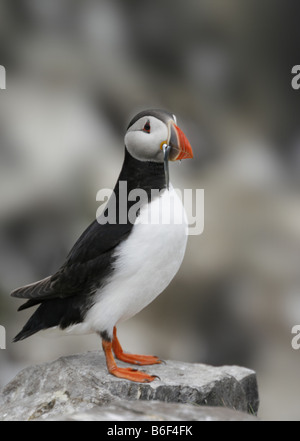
143 121 151 133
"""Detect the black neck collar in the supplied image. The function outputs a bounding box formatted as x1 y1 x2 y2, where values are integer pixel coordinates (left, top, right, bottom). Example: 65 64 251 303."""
115 148 166 194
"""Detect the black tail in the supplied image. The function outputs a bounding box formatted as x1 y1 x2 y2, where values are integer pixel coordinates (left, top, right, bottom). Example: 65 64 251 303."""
13 309 47 341
13 325 44 342
13 296 86 342
13 299 62 342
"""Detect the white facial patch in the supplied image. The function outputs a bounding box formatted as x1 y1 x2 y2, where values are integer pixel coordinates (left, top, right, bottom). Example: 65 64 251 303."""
124 116 168 162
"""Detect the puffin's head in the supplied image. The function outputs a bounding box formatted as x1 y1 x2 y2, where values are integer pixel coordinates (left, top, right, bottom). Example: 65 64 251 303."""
124 109 193 163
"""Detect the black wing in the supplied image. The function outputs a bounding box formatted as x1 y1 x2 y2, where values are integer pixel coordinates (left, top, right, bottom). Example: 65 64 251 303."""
11 218 133 309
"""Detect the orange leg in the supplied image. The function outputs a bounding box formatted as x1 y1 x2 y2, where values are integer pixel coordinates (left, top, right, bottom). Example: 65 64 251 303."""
102 339 158 383
112 327 162 366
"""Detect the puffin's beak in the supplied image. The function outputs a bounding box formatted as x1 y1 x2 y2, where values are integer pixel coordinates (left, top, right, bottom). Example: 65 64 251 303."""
167 120 193 161
162 120 193 190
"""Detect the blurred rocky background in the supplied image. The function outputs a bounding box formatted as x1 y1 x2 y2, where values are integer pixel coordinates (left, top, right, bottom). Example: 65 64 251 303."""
0 0 300 421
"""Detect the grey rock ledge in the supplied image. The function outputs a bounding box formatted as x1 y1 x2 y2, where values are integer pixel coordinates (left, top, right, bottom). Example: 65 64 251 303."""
0 351 259 421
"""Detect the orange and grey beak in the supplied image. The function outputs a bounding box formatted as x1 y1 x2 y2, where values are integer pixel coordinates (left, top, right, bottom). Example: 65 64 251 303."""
167 120 193 161
162 119 193 189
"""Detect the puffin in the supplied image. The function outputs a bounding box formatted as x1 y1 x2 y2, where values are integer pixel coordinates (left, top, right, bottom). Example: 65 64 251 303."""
11 109 193 383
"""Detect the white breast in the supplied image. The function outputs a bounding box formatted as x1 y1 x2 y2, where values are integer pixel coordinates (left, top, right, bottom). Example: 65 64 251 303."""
76 186 188 337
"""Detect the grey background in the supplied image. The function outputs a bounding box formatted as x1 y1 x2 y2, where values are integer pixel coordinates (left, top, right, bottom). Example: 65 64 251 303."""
0 0 300 420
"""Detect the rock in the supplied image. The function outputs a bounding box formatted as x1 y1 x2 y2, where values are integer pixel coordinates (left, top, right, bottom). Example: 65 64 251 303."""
42 402 258 421
0 351 259 421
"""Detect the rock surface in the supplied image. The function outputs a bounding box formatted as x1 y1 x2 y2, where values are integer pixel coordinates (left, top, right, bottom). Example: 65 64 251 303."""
42 402 258 421
0 351 259 421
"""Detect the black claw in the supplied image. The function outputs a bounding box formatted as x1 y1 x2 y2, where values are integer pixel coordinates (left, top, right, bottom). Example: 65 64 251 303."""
153 355 165 365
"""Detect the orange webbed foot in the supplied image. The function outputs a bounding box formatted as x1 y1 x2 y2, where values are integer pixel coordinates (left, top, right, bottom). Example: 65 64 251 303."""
109 366 158 383
101 328 162 383
112 327 162 366
114 353 162 366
